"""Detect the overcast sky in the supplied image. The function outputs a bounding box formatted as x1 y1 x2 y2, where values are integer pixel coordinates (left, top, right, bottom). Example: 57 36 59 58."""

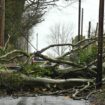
30 0 99 52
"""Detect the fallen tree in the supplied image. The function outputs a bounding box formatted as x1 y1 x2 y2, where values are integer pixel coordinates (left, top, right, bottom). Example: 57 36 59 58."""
0 70 94 97
0 36 105 98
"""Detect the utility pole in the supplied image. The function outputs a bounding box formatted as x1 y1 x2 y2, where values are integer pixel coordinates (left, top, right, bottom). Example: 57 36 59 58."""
26 34 28 53
95 23 99 37
81 8 84 39
96 0 104 89
78 0 81 41
0 0 5 47
36 33 38 51
88 21 91 38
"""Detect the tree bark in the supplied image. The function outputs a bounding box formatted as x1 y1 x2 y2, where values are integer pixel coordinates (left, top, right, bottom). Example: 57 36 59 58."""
0 0 5 46
0 71 94 90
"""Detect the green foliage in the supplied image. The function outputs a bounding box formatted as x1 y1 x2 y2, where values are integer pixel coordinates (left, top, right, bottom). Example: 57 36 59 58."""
0 72 25 90
79 45 97 64
72 35 97 64
21 64 53 77
0 65 7 71
72 35 85 44
0 48 5 56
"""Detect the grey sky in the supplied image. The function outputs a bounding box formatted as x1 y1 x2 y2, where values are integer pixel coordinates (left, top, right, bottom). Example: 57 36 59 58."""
31 0 99 52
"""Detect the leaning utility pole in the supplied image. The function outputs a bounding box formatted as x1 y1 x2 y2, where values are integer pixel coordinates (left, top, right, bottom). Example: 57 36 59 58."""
0 0 5 46
96 0 104 89
78 0 81 41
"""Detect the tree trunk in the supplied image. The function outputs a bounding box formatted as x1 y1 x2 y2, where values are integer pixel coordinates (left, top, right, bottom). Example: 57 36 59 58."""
0 0 5 47
0 71 94 90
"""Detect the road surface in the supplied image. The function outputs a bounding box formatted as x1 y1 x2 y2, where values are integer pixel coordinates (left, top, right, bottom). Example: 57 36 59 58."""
0 96 90 105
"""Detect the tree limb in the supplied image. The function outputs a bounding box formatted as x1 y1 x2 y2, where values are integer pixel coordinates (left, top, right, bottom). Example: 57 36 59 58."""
34 52 84 68
0 50 29 60
72 82 90 98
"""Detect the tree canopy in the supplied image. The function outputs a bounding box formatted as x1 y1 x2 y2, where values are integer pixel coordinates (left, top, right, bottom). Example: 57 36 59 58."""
5 0 55 50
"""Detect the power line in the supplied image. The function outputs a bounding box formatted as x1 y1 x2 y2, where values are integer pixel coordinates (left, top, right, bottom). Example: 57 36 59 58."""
22 34 38 52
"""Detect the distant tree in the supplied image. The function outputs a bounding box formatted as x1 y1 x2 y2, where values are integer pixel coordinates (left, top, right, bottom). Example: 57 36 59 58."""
47 23 73 57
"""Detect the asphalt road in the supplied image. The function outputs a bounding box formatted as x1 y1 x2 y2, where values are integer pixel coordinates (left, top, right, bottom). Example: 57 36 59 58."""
0 96 90 105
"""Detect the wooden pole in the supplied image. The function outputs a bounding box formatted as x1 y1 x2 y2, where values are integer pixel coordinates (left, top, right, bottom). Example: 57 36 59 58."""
95 23 99 37
0 0 5 47
88 21 91 38
81 8 84 39
36 33 38 51
78 0 81 41
26 34 28 53
96 0 104 89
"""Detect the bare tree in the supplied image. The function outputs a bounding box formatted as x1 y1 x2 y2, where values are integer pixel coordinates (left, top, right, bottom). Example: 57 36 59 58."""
47 23 73 57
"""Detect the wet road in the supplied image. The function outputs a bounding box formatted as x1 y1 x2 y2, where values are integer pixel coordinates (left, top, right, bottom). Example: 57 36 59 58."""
0 96 90 105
